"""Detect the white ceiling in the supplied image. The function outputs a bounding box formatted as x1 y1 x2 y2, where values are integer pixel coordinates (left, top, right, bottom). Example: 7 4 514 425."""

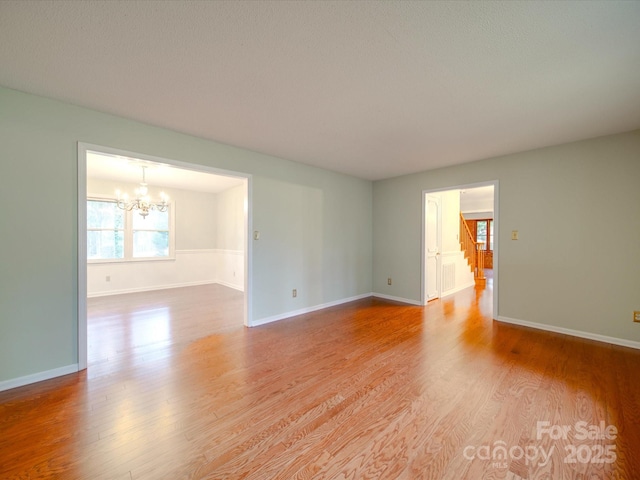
1 1 639 181
460 186 494 213
87 150 244 194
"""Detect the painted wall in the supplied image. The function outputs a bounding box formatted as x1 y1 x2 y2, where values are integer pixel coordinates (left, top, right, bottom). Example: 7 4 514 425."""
2 83 638 388
438 190 474 294
462 211 494 221
87 251 217 296
460 189 494 215
252 176 372 321
214 184 246 290
86 178 244 295
440 190 462 253
0 86 372 384
87 178 218 252
215 184 245 251
373 129 640 343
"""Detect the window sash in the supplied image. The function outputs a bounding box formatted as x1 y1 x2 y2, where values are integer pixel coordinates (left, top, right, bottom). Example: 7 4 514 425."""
87 196 174 263
132 229 170 258
87 228 125 260
475 219 493 251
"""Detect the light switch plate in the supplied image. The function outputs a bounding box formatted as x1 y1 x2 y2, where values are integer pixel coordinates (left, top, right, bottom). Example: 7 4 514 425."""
634 311 640 323
511 230 519 240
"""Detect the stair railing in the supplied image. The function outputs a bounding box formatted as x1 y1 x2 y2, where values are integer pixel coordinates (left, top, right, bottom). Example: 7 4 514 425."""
459 213 486 283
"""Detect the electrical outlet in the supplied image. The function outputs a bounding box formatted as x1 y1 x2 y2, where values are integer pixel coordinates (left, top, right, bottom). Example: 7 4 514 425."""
387 277 392 285
292 289 297 298
634 311 640 323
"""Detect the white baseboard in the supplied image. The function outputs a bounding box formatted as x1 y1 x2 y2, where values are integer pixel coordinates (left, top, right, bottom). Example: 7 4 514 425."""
251 293 372 327
216 280 244 292
3 292 401 391
496 316 640 350
371 293 422 306
0 364 79 392
87 280 219 297
441 281 476 298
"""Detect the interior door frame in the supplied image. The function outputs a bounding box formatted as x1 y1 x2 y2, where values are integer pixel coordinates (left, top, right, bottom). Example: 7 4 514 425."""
77 142 253 371
420 180 499 319
425 194 442 302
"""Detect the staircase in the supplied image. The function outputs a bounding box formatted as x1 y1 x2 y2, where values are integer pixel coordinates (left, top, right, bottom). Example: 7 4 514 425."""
459 213 486 286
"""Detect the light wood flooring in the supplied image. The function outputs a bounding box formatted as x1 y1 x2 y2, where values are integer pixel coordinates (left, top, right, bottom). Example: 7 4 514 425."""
1 280 639 479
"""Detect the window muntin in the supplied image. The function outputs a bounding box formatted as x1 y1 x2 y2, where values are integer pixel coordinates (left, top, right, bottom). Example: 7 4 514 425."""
87 197 172 262
475 219 493 251
132 208 170 258
87 200 125 260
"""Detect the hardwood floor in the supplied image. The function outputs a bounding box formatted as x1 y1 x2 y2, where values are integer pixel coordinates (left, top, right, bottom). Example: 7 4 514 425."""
1 281 639 479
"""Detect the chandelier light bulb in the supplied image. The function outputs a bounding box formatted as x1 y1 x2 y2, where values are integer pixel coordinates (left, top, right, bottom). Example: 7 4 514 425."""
115 166 168 219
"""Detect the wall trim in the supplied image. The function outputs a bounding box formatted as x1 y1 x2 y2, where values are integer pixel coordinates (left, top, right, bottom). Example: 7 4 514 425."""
372 293 422 306
441 281 475 298
176 248 243 255
461 210 494 219
214 249 244 255
496 316 640 350
176 248 218 254
420 180 499 317
87 280 218 298
251 293 373 327
78 142 253 371
0 364 79 393
216 280 244 292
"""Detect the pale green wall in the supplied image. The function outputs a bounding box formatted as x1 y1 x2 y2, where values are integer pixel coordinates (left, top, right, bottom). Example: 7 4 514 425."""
373 130 640 342
216 184 245 252
0 86 373 383
87 177 220 250
2 83 638 386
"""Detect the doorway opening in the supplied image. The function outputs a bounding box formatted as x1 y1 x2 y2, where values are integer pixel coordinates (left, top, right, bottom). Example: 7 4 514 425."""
77 143 252 370
422 181 498 317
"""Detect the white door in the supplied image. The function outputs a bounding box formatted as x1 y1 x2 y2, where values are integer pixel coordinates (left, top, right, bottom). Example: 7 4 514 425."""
426 195 441 301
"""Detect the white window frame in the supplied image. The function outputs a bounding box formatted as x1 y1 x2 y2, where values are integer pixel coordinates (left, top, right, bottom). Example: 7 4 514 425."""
87 195 175 263
86 197 125 261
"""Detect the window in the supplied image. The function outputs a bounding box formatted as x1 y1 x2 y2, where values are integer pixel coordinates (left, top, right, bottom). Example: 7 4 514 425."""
87 200 124 260
133 208 170 258
476 219 494 251
87 198 173 262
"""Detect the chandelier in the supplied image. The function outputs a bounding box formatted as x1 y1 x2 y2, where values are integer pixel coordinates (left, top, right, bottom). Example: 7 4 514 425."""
116 166 169 219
